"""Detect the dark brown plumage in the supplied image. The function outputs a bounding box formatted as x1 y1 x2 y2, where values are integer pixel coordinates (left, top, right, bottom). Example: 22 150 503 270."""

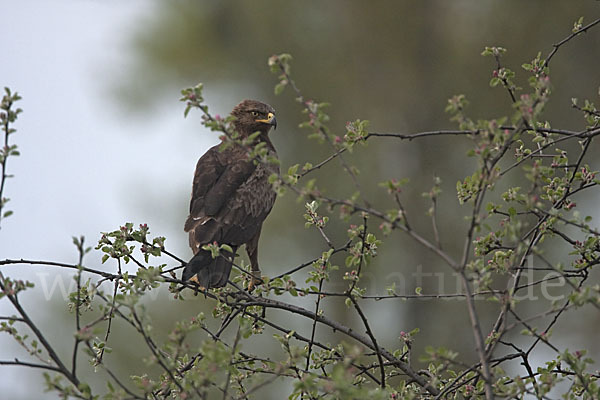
183 99 279 288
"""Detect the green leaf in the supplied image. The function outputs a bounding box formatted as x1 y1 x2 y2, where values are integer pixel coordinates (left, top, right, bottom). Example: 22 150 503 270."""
274 82 287 95
490 77 501 87
287 164 299 176
220 244 233 254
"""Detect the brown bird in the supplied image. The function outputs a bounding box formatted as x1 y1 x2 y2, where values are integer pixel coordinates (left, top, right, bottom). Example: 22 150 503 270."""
183 100 279 288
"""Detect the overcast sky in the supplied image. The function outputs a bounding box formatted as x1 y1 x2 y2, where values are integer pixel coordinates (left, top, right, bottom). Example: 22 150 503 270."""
0 0 245 264
0 2 223 396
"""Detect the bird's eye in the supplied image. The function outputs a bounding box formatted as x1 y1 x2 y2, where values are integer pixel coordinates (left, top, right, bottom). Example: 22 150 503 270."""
251 111 259 117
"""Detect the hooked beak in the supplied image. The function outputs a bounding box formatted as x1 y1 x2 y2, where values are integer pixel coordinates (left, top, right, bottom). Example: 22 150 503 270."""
256 112 277 130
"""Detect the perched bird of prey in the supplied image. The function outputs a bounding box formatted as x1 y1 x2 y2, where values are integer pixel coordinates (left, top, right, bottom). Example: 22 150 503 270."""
183 100 279 289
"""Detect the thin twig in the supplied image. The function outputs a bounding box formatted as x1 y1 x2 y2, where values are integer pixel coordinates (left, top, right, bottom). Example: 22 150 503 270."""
349 296 385 388
542 17 600 69
305 278 324 374
71 237 86 377
0 271 81 389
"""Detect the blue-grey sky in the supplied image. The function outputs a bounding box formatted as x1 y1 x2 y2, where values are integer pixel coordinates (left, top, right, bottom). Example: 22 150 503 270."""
0 2 224 396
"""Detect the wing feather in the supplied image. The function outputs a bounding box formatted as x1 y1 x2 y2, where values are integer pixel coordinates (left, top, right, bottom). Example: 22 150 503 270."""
184 143 260 254
186 146 225 226
204 159 255 215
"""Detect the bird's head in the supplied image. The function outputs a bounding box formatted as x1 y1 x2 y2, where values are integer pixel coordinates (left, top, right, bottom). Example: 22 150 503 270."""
231 99 277 137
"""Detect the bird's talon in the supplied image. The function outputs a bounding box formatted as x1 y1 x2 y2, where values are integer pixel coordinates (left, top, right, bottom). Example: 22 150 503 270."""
247 275 263 292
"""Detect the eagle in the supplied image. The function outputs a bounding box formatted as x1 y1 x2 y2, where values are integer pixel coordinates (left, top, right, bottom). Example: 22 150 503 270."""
182 99 279 289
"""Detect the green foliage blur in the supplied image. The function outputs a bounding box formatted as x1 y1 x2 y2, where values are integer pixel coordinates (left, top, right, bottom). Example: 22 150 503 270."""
2 2 600 399
114 0 600 364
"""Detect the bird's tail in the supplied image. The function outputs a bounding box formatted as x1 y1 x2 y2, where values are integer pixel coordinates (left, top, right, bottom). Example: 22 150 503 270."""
182 249 235 289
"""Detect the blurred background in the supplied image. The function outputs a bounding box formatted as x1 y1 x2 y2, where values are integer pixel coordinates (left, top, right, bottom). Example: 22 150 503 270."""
1 1 599 398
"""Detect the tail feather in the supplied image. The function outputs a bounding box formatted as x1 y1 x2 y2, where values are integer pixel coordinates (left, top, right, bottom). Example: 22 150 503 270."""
183 249 235 289
209 257 233 288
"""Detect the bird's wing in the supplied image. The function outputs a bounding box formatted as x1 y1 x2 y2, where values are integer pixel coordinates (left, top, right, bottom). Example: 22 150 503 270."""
184 146 223 231
184 145 255 232
204 158 255 215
